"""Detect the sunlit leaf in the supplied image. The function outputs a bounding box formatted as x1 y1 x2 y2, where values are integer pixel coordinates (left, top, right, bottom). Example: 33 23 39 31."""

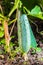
1 39 5 44
0 31 4 38
31 5 42 15
30 5 43 19
23 5 43 20
36 47 42 52
0 26 4 31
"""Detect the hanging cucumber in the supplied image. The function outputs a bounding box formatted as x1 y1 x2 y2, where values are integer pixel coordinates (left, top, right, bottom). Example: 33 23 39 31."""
19 14 37 53
17 13 37 61
20 14 31 53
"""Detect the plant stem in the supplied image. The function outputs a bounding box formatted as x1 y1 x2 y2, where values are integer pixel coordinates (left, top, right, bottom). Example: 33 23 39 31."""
17 9 22 48
10 20 16 36
8 0 20 17
8 18 17 25
23 53 28 61
3 20 11 52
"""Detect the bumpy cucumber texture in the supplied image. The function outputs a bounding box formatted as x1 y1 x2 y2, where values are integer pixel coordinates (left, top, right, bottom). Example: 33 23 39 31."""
19 14 37 53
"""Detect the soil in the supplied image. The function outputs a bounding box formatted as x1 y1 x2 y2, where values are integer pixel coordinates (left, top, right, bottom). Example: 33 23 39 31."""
0 45 43 65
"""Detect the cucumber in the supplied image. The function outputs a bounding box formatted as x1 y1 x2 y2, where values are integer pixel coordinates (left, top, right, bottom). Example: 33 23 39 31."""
30 25 37 48
18 14 37 53
20 14 31 53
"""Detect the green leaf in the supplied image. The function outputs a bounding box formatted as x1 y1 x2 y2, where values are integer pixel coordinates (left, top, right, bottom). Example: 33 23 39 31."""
10 36 15 39
0 31 4 38
30 5 43 19
31 5 41 15
36 47 41 52
0 26 4 31
1 39 5 44
0 42 2 45
23 5 43 20
0 18 3 21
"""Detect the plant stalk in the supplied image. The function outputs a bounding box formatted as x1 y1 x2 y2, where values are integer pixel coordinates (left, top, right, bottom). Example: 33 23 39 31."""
3 20 11 52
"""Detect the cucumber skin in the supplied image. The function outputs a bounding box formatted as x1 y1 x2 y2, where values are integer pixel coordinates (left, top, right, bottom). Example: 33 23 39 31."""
20 14 31 53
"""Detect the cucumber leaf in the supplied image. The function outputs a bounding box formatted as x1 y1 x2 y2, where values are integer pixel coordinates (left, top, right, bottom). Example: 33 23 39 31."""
23 5 43 20
30 5 43 19
31 5 41 15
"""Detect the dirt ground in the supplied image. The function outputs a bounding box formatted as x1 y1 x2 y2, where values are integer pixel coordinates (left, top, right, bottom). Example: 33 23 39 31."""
0 34 43 65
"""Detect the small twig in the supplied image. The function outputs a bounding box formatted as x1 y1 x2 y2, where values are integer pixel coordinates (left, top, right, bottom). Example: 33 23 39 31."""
10 10 17 36
8 18 17 25
10 21 16 36
29 19 39 33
